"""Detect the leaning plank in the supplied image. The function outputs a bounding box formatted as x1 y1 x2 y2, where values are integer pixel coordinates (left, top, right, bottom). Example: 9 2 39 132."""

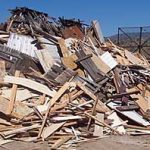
41 122 65 140
0 60 5 82
35 49 54 73
6 70 20 115
3 75 56 97
92 20 105 44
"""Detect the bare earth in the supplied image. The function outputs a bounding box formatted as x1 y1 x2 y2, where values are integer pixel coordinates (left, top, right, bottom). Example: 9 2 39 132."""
77 135 150 150
0 135 149 150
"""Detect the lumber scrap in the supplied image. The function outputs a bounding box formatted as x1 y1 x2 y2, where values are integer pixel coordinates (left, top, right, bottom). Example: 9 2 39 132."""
6 70 20 115
41 122 65 140
3 75 56 97
38 82 75 138
51 136 72 149
76 81 110 112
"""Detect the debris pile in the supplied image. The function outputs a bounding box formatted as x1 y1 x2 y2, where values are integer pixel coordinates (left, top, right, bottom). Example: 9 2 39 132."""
0 7 149 149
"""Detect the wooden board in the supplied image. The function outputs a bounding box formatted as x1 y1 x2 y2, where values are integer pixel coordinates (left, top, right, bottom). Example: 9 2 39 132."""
41 122 65 140
93 113 104 137
1 124 40 138
58 38 69 57
126 88 148 112
0 96 9 114
35 49 54 72
125 50 144 65
0 60 5 82
84 47 110 74
4 75 56 97
107 112 126 134
51 136 72 149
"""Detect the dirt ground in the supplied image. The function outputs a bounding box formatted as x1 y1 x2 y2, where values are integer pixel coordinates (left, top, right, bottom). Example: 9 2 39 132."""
0 135 149 150
77 135 150 150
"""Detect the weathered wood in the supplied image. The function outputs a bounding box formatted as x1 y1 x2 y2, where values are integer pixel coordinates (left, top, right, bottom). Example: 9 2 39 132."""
92 20 105 44
4 75 56 97
6 70 20 115
0 60 5 82
41 122 65 140
84 112 121 135
76 81 110 112
38 82 75 138
2 88 38 102
76 49 103 82
87 95 99 130
58 38 69 57
51 136 72 149
107 112 126 134
1 124 40 139
93 113 104 137
127 88 148 112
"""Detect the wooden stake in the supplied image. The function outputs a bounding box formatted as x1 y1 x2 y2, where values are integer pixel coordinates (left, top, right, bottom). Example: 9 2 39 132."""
6 70 20 115
87 95 99 130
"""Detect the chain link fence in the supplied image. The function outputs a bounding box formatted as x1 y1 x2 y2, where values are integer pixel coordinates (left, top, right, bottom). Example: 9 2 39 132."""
118 26 150 60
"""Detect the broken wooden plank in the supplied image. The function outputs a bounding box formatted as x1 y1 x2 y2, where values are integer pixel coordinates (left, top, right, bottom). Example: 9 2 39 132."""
1 124 40 139
92 20 105 44
51 136 72 149
107 112 126 134
93 113 104 137
41 122 65 140
3 75 56 97
38 82 75 138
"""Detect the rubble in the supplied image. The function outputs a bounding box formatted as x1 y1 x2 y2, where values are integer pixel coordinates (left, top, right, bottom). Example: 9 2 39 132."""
0 7 149 149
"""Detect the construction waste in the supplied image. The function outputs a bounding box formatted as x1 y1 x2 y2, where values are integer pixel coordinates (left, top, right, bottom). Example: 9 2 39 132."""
0 7 149 149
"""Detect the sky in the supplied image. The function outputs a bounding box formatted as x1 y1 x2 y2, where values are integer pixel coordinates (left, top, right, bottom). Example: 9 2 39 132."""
0 0 150 36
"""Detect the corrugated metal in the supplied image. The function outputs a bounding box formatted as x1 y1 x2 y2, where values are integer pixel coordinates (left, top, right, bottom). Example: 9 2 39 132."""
7 33 37 58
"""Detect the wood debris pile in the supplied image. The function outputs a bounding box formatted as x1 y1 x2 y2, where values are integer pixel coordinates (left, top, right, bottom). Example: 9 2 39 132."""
0 7 149 149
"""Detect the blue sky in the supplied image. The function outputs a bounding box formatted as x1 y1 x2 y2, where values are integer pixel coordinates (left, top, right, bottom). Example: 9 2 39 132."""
0 0 149 36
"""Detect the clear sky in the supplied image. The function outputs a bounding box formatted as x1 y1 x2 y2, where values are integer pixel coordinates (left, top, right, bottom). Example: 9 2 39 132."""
0 0 149 36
